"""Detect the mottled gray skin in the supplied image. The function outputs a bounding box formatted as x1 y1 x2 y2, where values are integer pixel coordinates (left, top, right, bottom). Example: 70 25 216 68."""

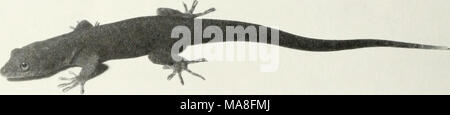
1 2 448 94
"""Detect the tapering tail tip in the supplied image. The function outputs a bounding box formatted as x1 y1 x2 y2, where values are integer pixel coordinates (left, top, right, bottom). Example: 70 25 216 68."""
421 45 450 50
435 46 450 50
437 46 450 50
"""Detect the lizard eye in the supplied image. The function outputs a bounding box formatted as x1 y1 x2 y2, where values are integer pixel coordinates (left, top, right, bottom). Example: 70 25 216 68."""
19 62 30 71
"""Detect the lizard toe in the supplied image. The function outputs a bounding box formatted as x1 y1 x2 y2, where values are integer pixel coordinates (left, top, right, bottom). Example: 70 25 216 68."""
58 73 87 94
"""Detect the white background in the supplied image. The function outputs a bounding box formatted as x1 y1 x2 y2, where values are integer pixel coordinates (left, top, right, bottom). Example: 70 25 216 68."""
0 0 450 95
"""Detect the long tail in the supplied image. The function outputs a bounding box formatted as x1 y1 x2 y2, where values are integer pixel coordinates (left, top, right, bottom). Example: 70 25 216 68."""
278 31 449 51
199 19 448 51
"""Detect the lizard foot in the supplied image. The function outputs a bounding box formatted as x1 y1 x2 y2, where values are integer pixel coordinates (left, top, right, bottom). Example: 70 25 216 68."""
182 0 216 18
58 71 87 94
165 58 207 85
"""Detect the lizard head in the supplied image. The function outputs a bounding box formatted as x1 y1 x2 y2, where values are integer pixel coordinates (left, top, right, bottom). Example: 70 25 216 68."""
1 20 91 81
1 42 68 81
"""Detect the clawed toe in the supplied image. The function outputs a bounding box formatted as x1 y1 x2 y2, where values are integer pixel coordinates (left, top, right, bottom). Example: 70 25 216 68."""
57 80 76 88
58 79 86 94
185 69 206 80
167 71 176 80
58 81 80 93
186 58 207 64
178 72 185 85
59 77 75 81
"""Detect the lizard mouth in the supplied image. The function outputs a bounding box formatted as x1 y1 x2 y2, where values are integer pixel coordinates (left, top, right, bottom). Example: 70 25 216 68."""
6 68 69 81
6 74 51 81
5 67 71 81
2 72 18 79
8 77 44 81
2 71 52 82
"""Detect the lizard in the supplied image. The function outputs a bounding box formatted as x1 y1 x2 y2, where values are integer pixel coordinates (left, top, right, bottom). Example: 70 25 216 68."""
1 0 448 94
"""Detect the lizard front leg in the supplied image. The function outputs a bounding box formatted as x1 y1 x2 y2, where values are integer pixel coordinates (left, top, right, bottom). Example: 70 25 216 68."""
58 55 108 94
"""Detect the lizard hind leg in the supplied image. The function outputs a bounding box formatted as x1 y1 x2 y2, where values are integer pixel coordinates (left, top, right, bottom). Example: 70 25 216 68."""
147 51 207 85
165 58 207 85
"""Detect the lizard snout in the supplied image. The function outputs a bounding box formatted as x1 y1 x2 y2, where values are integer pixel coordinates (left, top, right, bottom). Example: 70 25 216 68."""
0 68 6 76
1 67 6 76
0 66 10 77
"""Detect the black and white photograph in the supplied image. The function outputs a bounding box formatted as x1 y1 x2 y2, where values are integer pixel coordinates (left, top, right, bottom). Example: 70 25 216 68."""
0 0 449 112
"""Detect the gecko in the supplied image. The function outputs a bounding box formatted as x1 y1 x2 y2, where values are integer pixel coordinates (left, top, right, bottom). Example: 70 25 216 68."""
1 0 448 94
